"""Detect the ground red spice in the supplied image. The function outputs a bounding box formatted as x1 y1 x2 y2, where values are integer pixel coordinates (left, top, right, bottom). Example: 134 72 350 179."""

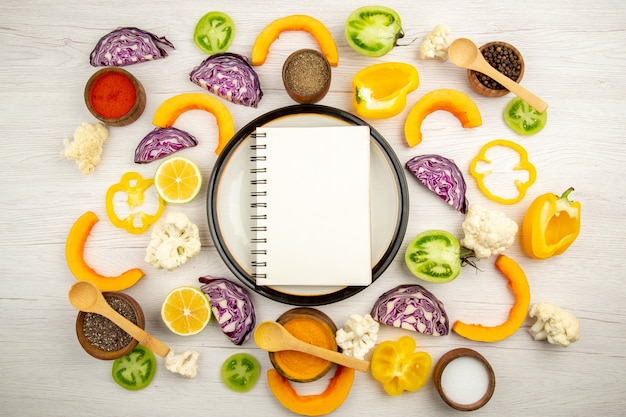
89 72 137 118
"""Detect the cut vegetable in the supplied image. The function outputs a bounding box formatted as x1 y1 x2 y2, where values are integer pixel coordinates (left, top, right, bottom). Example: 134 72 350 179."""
199 276 256 345
405 230 462 283
453 254 531 342
111 345 156 390
193 11 235 54
404 89 482 147
345 6 404 57
251 15 339 66
504 97 547 136
152 92 235 155
134 127 198 164
189 53 263 108
221 353 260 393
90 27 174 67
65 211 144 291
371 284 450 336
405 154 469 214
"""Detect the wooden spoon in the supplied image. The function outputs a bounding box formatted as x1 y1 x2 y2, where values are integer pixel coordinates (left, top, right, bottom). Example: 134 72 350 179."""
254 321 370 372
68 281 170 358
448 38 548 113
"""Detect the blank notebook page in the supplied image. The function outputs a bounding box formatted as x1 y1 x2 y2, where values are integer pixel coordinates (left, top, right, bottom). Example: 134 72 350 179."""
252 125 372 286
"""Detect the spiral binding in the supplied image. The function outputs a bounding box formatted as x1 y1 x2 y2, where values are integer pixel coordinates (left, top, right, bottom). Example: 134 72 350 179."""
250 131 268 279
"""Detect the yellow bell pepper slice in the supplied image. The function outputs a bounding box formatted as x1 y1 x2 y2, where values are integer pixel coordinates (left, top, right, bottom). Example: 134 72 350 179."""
522 187 581 259
370 336 432 396
105 171 164 234
352 62 419 119
469 139 536 204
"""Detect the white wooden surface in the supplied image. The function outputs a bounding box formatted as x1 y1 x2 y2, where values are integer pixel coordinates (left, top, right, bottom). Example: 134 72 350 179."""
1 1 625 416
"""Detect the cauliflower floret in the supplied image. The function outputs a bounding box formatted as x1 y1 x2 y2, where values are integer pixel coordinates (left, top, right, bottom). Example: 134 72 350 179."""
145 212 201 270
335 314 379 360
61 122 108 174
528 302 580 347
419 24 451 61
165 349 200 378
460 204 518 259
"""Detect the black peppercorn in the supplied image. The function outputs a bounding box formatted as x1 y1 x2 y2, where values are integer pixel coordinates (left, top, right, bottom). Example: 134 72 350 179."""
472 43 522 90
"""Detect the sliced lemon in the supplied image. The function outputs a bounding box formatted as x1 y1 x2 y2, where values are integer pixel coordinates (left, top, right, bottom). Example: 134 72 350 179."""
161 286 211 336
154 156 202 203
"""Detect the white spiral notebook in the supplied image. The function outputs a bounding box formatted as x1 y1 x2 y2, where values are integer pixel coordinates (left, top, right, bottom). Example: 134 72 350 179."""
250 125 372 287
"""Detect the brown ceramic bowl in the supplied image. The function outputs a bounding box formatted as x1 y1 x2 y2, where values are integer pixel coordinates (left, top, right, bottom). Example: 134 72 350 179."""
282 49 331 104
84 67 146 126
433 348 496 411
467 41 525 97
75 291 145 360
269 307 338 382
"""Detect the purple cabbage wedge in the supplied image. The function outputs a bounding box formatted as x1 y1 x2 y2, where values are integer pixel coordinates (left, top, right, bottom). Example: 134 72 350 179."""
189 53 263 108
199 276 256 345
134 127 198 164
406 154 469 214
371 284 450 336
90 27 175 67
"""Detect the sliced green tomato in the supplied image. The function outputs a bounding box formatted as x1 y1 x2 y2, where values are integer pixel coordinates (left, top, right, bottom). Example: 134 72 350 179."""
112 345 156 391
405 230 461 283
221 353 260 393
504 97 548 136
345 6 403 57
194 11 235 54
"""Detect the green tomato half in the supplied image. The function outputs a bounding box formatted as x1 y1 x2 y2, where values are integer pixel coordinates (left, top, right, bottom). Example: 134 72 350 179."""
111 345 157 391
194 11 235 54
345 6 404 57
405 230 462 283
503 97 548 136
221 353 260 393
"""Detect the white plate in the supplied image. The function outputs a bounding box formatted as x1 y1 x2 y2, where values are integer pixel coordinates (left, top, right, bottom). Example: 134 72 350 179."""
207 105 409 305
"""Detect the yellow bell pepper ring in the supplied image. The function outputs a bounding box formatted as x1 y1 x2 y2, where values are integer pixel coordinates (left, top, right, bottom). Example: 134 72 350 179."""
469 139 536 204
105 171 165 234
352 62 419 119
370 335 432 396
522 187 581 259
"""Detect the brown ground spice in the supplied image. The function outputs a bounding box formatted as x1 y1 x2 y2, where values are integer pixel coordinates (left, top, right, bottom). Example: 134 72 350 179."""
283 50 330 96
83 296 136 351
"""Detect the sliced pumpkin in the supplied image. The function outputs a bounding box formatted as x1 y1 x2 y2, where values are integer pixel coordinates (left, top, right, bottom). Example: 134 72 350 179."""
267 366 355 416
452 254 530 342
65 211 144 292
404 88 482 147
251 15 339 66
152 92 235 155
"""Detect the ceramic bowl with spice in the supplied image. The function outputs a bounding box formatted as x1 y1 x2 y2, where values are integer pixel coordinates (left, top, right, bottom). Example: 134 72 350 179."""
468 41 525 97
268 307 338 382
84 67 146 126
282 49 331 104
75 291 145 360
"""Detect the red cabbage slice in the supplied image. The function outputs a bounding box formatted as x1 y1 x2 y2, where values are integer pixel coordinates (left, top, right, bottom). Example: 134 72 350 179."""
406 154 469 214
189 53 263 108
90 27 175 67
134 127 198 164
199 276 256 345
371 284 449 336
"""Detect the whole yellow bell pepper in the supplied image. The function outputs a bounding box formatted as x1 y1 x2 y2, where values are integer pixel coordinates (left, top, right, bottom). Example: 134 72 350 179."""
352 62 419 119
105 171 165 234
522 187 581 259
470 139 536 204
370 336 431 396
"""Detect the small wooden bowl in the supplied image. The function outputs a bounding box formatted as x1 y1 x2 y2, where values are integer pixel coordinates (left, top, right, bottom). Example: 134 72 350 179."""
282 49 331 104
468 41 525 97
84 67 146 126
269 307 338 382
75 291 145 360
433 348 496 411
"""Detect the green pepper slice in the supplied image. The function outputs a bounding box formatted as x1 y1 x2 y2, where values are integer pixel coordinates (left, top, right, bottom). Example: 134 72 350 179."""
405 230 461 283
194 11 235 54
503 97 548 136
220 353 260 393
345 6 404 57
111 345 156 391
